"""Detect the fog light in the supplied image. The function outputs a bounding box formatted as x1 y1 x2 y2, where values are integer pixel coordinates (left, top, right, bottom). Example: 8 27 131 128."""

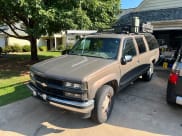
30 71 34 77
64 92 82 99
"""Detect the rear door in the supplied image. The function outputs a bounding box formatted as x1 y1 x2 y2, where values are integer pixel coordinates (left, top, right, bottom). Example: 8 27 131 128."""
119 37 139 89
134 36 150 74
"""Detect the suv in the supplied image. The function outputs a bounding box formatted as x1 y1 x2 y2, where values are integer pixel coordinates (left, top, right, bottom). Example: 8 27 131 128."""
27 32 159 123
166 46 182 105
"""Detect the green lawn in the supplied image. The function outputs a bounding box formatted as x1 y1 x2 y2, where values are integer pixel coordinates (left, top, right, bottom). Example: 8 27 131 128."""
0 51 61 106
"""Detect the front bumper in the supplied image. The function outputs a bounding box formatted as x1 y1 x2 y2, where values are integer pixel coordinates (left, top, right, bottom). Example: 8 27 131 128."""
27 83 94 114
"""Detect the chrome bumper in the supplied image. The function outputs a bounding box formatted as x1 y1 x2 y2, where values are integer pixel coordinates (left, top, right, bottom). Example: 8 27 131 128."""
27 83 94 114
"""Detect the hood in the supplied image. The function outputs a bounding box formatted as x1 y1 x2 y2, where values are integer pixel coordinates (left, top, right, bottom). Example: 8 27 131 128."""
31 55 115 82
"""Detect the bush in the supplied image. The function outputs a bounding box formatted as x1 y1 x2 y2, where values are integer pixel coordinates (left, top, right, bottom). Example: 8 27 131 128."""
11 45 22 52
22 45 31 52
0 47 2 54
4 46 12 52
39 45 47 52
57 44 66 51
67 44 74 50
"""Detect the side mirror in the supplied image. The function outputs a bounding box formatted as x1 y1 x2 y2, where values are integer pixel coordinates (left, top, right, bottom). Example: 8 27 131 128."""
121 55 133 65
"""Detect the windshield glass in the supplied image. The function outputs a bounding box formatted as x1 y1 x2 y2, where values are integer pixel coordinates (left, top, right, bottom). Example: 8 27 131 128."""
69 38 120 59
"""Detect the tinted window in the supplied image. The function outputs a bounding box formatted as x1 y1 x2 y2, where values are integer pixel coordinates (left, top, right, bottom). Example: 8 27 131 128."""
135 37 146 53
123 39 137 57
145 35 159 50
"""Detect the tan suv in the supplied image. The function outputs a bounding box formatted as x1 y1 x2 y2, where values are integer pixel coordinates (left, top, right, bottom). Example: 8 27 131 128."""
27 32 159 123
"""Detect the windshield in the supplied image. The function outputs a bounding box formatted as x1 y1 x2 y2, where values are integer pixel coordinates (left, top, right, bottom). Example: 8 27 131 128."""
69 38 120 59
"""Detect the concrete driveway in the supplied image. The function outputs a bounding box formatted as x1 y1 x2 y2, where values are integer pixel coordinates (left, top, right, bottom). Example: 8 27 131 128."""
0 70 182 136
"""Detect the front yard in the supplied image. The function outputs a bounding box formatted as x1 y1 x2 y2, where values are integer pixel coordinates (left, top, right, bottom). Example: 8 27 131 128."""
0 52 61 106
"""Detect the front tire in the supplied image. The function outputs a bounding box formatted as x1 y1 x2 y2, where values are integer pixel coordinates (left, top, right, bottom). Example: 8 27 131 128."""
91 85 114 123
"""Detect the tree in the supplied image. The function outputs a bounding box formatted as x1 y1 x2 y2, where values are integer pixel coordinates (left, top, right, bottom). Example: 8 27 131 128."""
0 0 120 61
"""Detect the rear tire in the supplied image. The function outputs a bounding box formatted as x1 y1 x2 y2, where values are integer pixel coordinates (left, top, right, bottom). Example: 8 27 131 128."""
142 63 154 81
91 85 114 123
166 89 175 105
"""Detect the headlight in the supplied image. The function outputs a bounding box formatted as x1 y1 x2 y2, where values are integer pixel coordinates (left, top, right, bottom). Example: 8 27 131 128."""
64 82 81 89
30 71 36 85
30 71 34 78
64 82 72 87
64 81 88 90
73 83 81 88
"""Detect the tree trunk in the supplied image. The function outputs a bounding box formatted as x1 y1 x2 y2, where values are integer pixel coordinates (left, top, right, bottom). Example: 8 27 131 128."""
30 36 38 61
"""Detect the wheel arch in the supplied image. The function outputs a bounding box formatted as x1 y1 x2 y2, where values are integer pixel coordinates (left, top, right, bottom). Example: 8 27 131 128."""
89 74 119 99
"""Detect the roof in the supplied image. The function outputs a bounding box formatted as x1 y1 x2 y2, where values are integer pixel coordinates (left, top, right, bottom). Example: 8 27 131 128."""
136 0 182 12
117 7 182 27
0 23 27 37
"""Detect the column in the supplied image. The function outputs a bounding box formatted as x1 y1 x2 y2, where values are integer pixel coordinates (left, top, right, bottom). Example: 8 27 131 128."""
54 36 57 50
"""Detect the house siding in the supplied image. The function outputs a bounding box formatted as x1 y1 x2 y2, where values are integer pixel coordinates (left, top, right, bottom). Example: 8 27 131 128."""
136 0 182 11
8 37 30 46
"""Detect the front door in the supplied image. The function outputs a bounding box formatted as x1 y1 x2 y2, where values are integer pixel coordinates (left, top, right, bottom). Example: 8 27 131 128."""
119 37 139 89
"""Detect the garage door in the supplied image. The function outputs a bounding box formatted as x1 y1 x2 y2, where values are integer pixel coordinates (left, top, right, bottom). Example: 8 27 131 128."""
0 37 5 48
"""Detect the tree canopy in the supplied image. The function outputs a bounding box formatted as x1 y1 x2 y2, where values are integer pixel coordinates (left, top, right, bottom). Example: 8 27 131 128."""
0 0 120 60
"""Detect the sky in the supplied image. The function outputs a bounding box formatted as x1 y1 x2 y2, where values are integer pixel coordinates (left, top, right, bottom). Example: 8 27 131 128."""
121 0 143 9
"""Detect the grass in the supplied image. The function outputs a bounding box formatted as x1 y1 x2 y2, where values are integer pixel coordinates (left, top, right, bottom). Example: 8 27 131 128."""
0 51 61 106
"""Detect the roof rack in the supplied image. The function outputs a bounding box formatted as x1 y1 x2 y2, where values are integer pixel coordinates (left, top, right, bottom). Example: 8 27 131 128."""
95 17 153 35
97 28 115 33
113 17 153 34
112 25 131 34
96 25 131 34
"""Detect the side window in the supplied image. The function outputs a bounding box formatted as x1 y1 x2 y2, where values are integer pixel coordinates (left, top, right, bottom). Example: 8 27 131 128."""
135 37 146 53
122 38 137 57
145 35 159 50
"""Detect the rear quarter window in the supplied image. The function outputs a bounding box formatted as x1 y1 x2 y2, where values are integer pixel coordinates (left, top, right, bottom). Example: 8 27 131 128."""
144 35 159 50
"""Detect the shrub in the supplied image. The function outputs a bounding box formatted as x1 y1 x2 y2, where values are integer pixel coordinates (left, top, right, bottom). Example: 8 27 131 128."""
67 44 74 50
0 47 2 54
4 46 12 52
11 45 22 52
39 45 47 52
57 44 66 51
22 45 31 52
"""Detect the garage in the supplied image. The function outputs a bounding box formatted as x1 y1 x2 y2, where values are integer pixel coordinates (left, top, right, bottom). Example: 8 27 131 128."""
117 0 182 50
